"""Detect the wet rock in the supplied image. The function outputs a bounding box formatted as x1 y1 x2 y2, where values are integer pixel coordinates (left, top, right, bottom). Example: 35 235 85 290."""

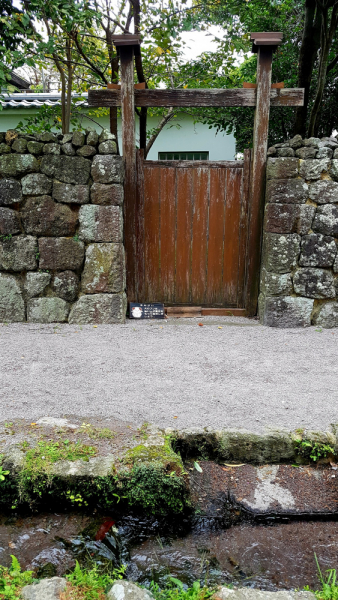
0 154 38 177
98 140 117 154
0 208 21 235
77 145 96 157
52 270 79 302
276 148 294 157
107 581 154 600
39 238 85 270
25 272 51 298
40 156 91 184
61 143 76 156
299 159 330 180
0 235 37 271
262 233 300 273
79 205 122 242
309 180 338 203
266 179 308 204
91 155 124 184
12 138 27 153
313 301 338 328
91 183 123 205
299 233 336 267
312 204 338 236
68 292 127 324
53 182 90 204
21 173 52 196
330 159 338 181
264 204 314 234
72 131 85 147
43 143 61 155
81 243 125 293
21 196 78 236
293 268 335 298
316 147 333 159
260 269 293 296
0 143 11 154
0 273 25 322
259 295 313 328
87 130 98 146
266 158 299 180
99 129 115 143
27 297 70 323
215 588 316 600
36 132 57 143
21 577 67 600
0 179 22 205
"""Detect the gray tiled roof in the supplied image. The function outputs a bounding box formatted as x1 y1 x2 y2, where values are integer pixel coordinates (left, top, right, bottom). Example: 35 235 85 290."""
1 92 88 108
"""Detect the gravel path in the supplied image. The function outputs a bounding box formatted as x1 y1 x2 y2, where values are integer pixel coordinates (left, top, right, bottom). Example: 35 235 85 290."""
0 317 337 433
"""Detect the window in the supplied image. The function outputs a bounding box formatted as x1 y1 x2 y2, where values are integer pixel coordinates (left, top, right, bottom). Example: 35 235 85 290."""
158 151 209 161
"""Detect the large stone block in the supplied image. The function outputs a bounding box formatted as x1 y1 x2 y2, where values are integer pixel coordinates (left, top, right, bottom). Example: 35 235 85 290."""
90 183 123 206
27 297 70 323
295 147 317 159
61 143 75 156
0 154 38 177
21 173 52 196
68 292 127 324
27 141 44 155
293 268 335 298
91 155 124 184
72 131 85 147
309 180 338 203
299 233 337 267
81 243 125 293
25 272 51 298
40 156 91 184
87 131 98 146
39 238 85 270
312 204 338 236
264 204 314 234
52 182 90 204
98 140 117 154
0 143 11 154
78 205 122 242
22 196 78 236
259 295 313 328
313 301 338 328
299 159 330 180
76 145 96 158
329 159 338 181
260 268 293 296
316 147 333 159
0 179 22 205
266 179 308 204
262 233 300 273
12 138 27 153
0 273 25 322
52 270 79 302
266 158 299 180
43 143 60 155
0 235 38 271
0 207 21 235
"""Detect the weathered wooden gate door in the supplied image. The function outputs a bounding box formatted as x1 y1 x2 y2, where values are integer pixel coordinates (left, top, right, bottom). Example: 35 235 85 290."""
128 151 251 307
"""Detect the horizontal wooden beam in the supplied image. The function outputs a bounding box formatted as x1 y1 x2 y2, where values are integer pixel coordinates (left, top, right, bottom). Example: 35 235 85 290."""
88 87 304 108
144 160 244 169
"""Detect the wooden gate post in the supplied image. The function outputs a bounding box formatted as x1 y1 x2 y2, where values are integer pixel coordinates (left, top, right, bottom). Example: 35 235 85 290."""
245 33 282 316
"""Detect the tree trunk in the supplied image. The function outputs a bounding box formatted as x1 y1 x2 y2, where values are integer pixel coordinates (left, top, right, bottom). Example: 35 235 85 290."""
293 0 321 136
65 39 73 134
146 107 174 155
132 0 148 154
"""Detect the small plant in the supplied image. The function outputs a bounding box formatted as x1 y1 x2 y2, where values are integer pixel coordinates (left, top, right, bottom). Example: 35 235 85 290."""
73 234 80 242
0 555 34 599
304 555 338 600
66 561 126 600
0 465 10 481
294 438 335 462
66 491 88 507
0 234 12 241
150 577 214 600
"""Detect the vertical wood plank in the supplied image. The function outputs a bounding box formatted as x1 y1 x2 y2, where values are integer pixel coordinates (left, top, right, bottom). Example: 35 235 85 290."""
223 168 242 306
191 167 209 304
175 168 193 303
144 166 160 301
237 149 251 307
159 166 176 303
120 45 136 301
245 46 273 316
205 168 226 305
135 150 145 302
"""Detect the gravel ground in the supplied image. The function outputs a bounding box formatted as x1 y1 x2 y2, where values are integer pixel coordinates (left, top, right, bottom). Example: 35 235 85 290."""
0 317 337 433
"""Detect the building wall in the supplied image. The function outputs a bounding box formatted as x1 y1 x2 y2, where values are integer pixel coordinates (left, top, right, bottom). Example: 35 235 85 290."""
0 109 236 161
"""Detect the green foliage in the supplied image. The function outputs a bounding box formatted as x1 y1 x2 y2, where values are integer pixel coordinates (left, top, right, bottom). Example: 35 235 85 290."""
304 555 338 600
151 577 214 600
16 101 88 134
0 555 34 599
66 561 126 600
294 439 335 462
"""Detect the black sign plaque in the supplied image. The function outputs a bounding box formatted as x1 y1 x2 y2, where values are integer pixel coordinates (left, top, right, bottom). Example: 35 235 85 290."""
129 302 165 319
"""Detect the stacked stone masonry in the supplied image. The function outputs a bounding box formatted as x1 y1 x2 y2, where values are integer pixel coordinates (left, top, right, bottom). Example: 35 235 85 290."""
0 129 126 324
259 134 338 328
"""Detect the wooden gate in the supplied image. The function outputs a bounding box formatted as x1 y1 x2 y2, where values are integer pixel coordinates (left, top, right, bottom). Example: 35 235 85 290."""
127 150 251 307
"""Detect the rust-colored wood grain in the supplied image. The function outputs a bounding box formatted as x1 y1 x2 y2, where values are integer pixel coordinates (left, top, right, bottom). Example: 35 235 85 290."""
159 166 176 303
223 168 243 306
191 168 209 304
144 166 160 301
237 149 252 307
175 168 193 303
205 168 226 305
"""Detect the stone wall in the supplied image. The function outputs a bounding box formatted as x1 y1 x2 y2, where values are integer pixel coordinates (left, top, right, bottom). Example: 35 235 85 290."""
0 129 126 324
259 134 338 328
